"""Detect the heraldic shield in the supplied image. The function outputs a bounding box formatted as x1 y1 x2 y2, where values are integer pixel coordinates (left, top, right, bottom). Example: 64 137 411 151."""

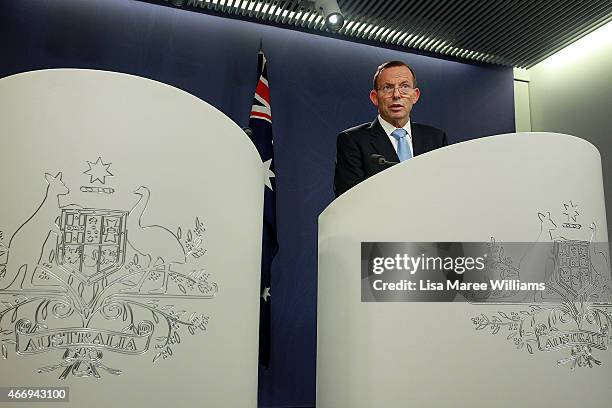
56 208 127 284
553 240 593 298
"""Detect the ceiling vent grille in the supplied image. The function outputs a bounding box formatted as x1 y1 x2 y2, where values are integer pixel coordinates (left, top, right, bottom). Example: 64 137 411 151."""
157 0 612 68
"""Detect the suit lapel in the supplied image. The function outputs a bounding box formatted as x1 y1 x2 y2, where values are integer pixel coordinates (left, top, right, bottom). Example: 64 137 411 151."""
369 119 399 162
411 122 423 156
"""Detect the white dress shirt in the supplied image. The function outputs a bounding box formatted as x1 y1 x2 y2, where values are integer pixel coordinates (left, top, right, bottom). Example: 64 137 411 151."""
377 115 414 158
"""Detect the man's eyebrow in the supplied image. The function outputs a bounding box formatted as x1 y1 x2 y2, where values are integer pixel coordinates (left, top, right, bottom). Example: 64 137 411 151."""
382 81 412 86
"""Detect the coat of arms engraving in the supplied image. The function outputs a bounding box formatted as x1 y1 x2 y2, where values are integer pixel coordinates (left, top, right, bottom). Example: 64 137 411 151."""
470 203 612 369
0 159 217 379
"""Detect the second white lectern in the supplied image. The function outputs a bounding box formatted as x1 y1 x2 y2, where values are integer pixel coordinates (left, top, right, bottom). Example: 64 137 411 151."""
318 133 611 408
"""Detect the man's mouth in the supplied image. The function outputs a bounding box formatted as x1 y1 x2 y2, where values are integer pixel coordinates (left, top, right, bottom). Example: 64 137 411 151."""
389 104 404 111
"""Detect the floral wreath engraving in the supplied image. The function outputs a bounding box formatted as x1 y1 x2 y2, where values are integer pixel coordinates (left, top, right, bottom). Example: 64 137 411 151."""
469 202 612 369
0 160 218 379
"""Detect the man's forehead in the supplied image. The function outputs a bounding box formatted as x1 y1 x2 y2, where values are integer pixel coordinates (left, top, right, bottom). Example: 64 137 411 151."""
379 66 415 83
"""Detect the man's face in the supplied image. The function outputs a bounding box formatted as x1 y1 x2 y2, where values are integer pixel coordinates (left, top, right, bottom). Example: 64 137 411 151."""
370 66 420 127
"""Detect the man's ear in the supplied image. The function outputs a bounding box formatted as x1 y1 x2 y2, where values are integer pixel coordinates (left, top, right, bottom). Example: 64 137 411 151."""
412 87 421 104
369 89 379 107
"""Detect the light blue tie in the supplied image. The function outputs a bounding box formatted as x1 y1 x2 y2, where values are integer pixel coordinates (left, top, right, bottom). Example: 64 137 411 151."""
391 128 412 162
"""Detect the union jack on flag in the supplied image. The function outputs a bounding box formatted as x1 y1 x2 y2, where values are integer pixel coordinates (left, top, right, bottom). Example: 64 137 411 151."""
248 48 277 368
250 57 272 123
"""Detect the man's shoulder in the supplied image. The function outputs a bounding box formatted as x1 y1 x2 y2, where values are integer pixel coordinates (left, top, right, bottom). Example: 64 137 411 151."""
337 122 376 145
339 122 372 135
412 122 445 136
412 122 448 148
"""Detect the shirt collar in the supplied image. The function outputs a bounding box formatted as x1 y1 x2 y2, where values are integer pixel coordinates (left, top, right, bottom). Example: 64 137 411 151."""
377 115 411 139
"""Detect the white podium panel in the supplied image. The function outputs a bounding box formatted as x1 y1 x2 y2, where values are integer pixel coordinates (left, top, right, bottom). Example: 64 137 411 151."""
318 133 611 408
0 70 262 407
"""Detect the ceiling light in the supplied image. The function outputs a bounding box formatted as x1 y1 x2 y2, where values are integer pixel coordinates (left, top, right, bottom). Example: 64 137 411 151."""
314 0 344 32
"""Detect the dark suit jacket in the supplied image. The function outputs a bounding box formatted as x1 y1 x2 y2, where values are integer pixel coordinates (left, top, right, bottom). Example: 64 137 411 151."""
334 119 448 197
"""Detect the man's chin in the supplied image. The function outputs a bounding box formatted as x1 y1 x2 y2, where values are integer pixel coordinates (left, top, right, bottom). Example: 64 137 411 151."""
385 114 409 124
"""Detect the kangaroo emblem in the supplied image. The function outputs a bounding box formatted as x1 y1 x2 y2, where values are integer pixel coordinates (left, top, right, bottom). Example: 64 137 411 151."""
127 186 187 294
0 172 69 290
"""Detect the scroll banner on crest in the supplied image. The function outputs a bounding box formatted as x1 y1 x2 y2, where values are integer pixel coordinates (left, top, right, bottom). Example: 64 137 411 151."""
15 320 153 356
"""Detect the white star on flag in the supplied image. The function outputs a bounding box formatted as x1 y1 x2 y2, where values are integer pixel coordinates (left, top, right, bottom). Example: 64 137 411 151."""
263 159 275 191
261 287 271 302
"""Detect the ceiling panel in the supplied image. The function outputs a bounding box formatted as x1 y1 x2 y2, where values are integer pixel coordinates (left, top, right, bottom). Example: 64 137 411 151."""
150 0 612 68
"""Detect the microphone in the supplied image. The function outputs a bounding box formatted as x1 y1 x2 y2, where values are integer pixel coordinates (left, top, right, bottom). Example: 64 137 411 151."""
370 154 398 166
242 127 253 137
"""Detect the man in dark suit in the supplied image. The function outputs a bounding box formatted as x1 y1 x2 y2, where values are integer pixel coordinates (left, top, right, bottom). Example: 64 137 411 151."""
334 61 448 197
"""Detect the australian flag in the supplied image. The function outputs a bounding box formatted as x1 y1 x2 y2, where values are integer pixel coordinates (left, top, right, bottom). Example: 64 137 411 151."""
248 48 278 368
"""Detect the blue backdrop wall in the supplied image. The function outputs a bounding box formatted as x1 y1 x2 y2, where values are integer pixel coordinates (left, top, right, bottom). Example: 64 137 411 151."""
0 1 515 406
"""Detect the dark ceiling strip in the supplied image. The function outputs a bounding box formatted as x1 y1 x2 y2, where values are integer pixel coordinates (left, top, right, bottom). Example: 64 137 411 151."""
310 3 321 29
281 0 299 24
410 0 450 49
254 0 266 18
376 1 417 44
496 0 603 66
415 3 459 50
349 20 367 37
403 0 447 49
357 1 391 38
307 4 320 29
276 0 287 22
436 1 495 56
349 23 364 37
512 6 612 67
299 5 314 28
238 0 249 17
145 0 612 67
402 2 436 48
340 0 368 18
458 0 526 58
275 0 286 21
384 1 420 44
296 5 307 27
275 1 290 23
283 1 294 24
368 0 402 41
266 1 279 22
298 6 310 26
448 0 523 60
264 0 276 17
352 0 379 36
290 4 305 26
337 0 368 35
524 17 612 68
274 0 292 23
239 0 250 14
300 8 314 28
504 0 595 63
414 0 464 52
242 0 256 18
511 0 610 64
229 0 238 12
481 0 579 65
233 0 244 14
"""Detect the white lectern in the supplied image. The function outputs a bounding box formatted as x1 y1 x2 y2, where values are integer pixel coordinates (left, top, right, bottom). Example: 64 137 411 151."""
0 70 262 407
318 133 611 408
